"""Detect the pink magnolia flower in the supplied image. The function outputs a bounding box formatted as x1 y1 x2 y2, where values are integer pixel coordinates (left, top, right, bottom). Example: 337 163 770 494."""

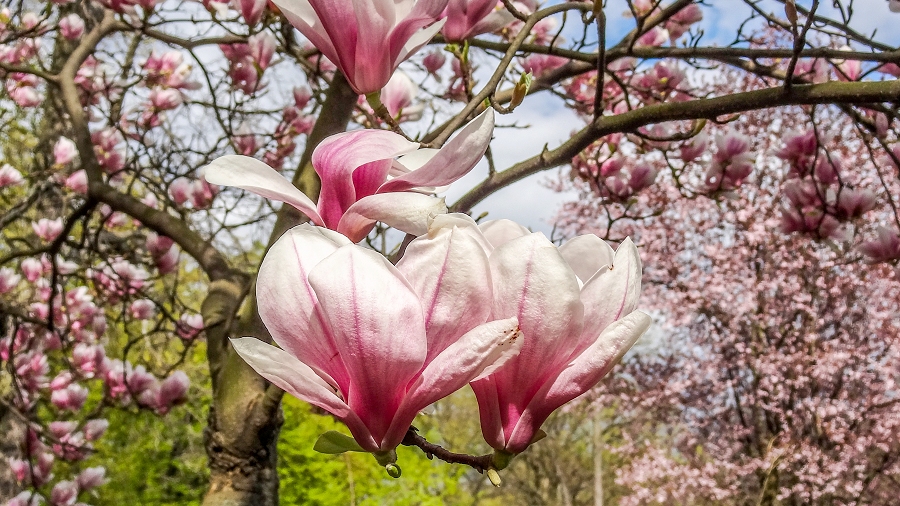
233 122 260 155
50 480 78 506
272 0 449 94
104 360 156 399
0 267 21 294
91 129 126 174
145 370 190 414
422 50 446 74
54 137 77 166
891 0 900 12
205 109 494 242
230 221 521 463
169 177 192 205
59 14 85 40
249 32 276 71
50 383 88 411
129 299 156 320
177 313 204 340
0 164 23 187
380 71 423 121
470 222 651 455
858 226 900 262
9 492 43 506
76 466 107 490
83 419 109 441
239 0 267 25
21 257 44 282
293 86 312 108
149 88 183 110
835 45 862 81
64 170 88 194
33 218 64 242
441 0 515 42
520 53 567 78
665 3 703 40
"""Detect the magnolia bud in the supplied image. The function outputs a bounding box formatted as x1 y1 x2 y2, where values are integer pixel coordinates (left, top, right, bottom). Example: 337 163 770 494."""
509 72 533 111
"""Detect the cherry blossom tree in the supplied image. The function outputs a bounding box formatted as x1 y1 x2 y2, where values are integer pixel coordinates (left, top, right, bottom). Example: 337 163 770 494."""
553 67 900 504
1 0 899 505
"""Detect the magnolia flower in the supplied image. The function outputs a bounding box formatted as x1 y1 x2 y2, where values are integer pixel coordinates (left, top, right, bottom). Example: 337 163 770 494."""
423 50 446 74
272 0 448 94
50 480 78 506
33 218 64 242
205 109 494 242
441 0 515 42
858 226 900 262
240 0 267 25
54 137 77 166
231 223 522 465
59 13 85 40
0 164 23 187
470 221 651 456
0 267 21 294
76 466 108 490
380 71 423 121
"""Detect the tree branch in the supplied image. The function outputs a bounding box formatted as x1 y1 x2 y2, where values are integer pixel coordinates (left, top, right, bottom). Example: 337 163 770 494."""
451 79 900 213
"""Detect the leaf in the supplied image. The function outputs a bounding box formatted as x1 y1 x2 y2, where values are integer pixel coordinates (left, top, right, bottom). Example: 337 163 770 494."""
313 431 366 454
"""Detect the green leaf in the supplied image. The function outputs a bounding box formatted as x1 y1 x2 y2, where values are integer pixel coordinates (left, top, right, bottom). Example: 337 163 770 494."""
313 431 366 455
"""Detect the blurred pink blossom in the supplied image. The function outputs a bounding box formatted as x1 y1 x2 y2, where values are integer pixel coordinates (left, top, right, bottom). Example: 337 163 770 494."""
0 164 23 187
33 218 64 242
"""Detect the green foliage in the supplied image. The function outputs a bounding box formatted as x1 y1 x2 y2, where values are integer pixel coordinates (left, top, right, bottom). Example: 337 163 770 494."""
279 396 476 506
87 399 209 505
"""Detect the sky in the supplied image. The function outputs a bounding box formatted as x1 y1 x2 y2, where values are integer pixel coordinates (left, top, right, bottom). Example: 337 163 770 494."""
444 0 900 236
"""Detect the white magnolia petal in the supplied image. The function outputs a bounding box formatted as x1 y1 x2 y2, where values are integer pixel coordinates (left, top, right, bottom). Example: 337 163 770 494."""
532 311 651 416
307 245 427 443
337 193 447 243
487 233 584 410
559 234 616 283
379 109 494 193
478 219 530 248
396 18 447 64
396 219 494 358
579 238 642 344
204 155 324 226
257 225 349 387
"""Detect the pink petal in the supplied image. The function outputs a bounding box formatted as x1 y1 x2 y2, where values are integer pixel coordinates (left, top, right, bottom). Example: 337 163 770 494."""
486 233 584 427
348 0 397 94
394 15 447 65
313 130 419 229
204 155 324 226
257 225 352 391
471 375 506 450
379 109 494 193
230 337 379 451
307 245 427 445
396 214 494 360
506 311 651 453
270 0 341 79
578 238 642 350
558 234 615 284
337 192 448 243
383 317 522 449
478 219 530 248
